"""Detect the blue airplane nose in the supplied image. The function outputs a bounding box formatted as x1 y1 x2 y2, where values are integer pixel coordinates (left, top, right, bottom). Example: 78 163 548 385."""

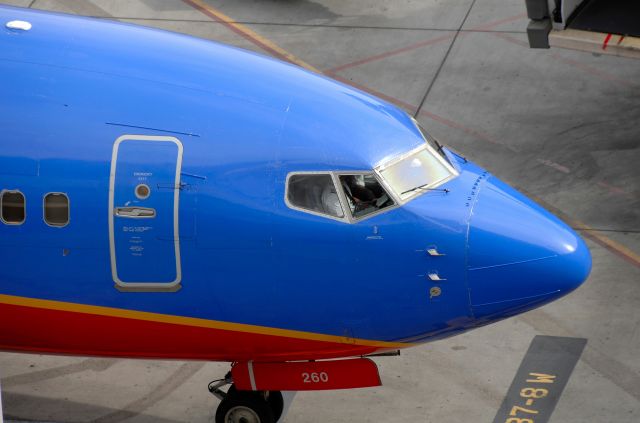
467 177 591 321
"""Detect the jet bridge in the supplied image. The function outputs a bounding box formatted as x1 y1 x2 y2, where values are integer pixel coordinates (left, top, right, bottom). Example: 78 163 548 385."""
525 0 640 59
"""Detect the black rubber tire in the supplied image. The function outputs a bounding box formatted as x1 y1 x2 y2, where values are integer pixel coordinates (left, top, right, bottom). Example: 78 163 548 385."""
226 384 239 398
215 389 275 423
226 385 282 420
267 391 284 422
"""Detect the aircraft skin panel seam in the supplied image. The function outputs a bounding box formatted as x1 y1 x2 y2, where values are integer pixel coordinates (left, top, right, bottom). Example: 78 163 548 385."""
467 254 559 271
471 289 562 307
0 294 412 349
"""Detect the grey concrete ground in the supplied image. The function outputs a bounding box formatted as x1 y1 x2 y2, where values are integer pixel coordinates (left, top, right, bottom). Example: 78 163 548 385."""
1 0 639 422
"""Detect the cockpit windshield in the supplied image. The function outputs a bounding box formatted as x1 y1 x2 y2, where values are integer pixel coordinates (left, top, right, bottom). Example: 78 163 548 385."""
376 128 458 202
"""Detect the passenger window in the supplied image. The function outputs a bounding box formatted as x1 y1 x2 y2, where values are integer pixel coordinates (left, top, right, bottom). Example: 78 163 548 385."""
44 193 69 227
1 190 26 224
287 174 345 218
339 174 395 219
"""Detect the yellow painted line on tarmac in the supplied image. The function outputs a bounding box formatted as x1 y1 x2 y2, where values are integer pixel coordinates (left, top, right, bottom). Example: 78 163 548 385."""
576 224 640 269
584 229 640 264
181 0 321 73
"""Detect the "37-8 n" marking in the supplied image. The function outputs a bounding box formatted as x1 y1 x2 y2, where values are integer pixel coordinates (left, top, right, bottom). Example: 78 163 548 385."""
505 373 556 423
526 373 556 384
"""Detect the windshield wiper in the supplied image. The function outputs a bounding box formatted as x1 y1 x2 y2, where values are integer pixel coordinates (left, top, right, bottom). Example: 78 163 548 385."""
401 183 450 195
433 138 445 155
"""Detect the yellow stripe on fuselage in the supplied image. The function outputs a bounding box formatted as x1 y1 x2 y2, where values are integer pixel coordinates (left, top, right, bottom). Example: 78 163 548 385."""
0 294 411 349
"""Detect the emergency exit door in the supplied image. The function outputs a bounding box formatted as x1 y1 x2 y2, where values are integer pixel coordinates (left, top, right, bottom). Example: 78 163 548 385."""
108 135 183 290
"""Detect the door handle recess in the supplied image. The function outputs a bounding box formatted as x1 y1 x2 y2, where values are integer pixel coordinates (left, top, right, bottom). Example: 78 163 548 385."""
114 207 156 218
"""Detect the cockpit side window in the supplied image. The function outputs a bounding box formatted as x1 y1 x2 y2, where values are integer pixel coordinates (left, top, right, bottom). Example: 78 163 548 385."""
338 173 395 219
286 173 345 219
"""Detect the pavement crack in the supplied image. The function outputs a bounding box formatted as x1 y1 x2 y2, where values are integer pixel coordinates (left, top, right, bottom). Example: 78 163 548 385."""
556 120 613 136
414 0 479 118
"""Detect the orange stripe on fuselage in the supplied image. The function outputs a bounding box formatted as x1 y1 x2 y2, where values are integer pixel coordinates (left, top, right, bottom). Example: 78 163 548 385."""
0 294 410 350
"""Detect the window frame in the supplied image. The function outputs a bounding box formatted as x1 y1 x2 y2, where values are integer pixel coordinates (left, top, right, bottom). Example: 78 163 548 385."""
284 171 349 223
0 189 26 225
374 143 459 204
285 171 400 223
43 192 70 228
334 172 400 222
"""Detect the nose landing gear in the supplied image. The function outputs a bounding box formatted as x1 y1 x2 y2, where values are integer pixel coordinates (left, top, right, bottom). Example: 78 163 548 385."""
209 375 284 423
209 358 382 422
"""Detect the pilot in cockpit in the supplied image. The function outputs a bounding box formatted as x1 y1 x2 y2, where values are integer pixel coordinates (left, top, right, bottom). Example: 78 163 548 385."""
321 176 371 217
287 172 393 221
341 175 375 207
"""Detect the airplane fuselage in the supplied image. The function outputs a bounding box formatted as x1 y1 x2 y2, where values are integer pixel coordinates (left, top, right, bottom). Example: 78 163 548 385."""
0 6 591 363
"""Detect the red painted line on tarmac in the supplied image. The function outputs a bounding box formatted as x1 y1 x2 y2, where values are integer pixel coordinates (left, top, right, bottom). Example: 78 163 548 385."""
536 158 571 174
533 160 633 200
419 109 511 150
550 54 638 88
331 75 416 109
492 33 638 89
596 181 632 197
325 33 454 75
534 160 633 200
491 32 528 47
617 35 626 45
331 75 510 150
602 33 612 50
324 13 527 74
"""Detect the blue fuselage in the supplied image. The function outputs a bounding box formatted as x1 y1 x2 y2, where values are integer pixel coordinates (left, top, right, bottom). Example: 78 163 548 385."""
0 6 591 358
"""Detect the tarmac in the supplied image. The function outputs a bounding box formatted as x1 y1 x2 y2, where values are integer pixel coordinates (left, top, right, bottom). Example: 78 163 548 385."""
1 0 639 422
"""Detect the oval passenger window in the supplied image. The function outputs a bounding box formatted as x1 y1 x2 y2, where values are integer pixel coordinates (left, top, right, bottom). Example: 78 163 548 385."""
44 193 69 227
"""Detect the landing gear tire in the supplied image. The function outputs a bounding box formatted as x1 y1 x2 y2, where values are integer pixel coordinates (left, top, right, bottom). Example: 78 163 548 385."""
223 386 283 422
267 391 284 422
215 386 275 423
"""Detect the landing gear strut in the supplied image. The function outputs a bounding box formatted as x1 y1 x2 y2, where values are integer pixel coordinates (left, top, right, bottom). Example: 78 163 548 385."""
209 374 283 423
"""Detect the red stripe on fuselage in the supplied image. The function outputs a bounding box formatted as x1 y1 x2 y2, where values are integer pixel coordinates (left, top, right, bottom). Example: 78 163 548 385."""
0 302 382 361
